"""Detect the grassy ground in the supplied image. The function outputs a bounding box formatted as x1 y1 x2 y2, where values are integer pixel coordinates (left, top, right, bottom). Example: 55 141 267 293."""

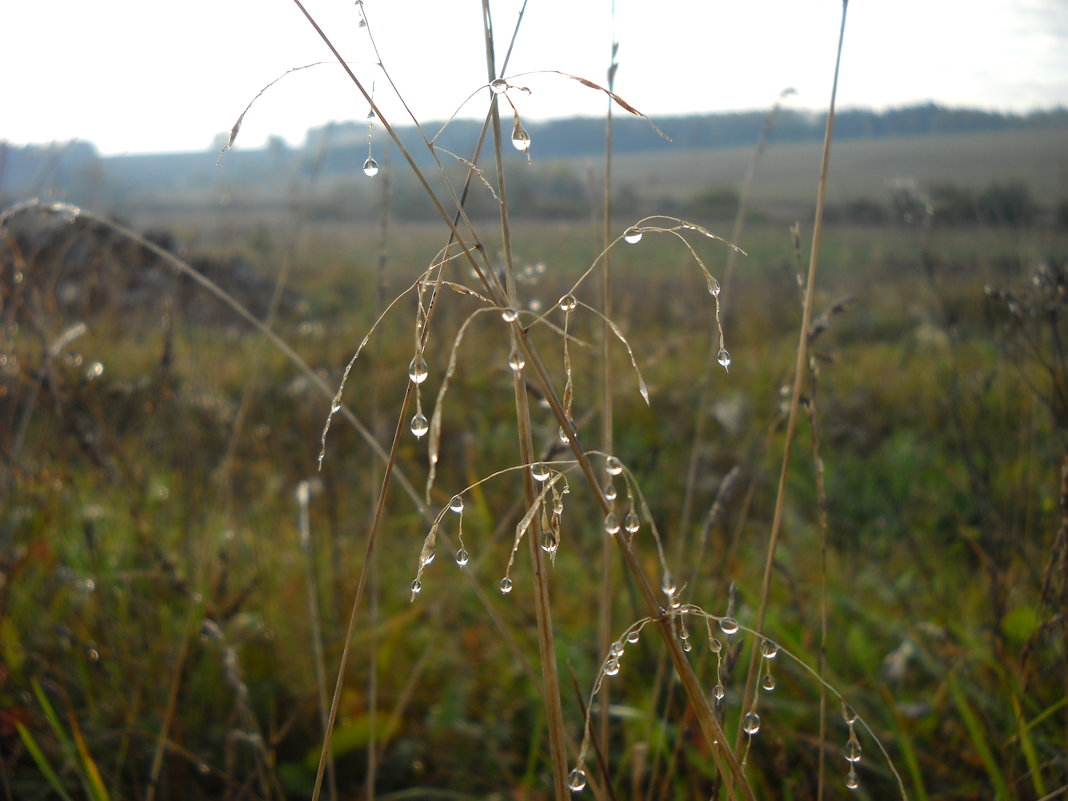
2 202 1067 800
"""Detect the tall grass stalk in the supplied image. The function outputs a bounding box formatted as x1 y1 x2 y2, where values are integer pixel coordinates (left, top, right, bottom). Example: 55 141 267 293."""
480 3 570 797
738 0 850 751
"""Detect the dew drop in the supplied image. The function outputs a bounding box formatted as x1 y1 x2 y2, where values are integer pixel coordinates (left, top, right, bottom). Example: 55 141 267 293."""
603 481 617 502
845 770 859 791
567 768 587 792
362 157 379 177
708 279 721 297
713 684 726 701
682 639 693 652
844 739 862 764
410 413 429 438
762 673 776 691
717 348 732 369
558 294 577 312
603 658 620 676
760 640 779 659
626 630 640 644
531 462 551 482
87 648 100 662
410 579 422 595
501 306 519 322
709 637 722 654
508 348 525 372
661 572 677 596
603 513 621 535
842 703 858 725
449 495 464 514
610 640 624 656
623 227 643 244
85 361 104 380
540 534 558 554
558 426 570 445
408 355 429 384
455 548 469 567
719 617 739 636
498 577 513 594
511 128 531 152
330 403 341 414
605 455 623 476
624 511 640 534
743 711 761 735
490 78 509 94
421 550 436 567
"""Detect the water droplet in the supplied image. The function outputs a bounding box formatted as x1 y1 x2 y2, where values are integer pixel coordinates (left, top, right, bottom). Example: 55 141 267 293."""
708 279 721 297
845 769 859 790
501 306 519 322
558 294 577 312
605 455 623 476
842 703 858 725
603 513 621 535
508 348 525 372
624 511 640 533
713 684 726 701
762 673 776 691
661 572 677 596
511 128 531 152
531 462 551 482
421 550 436 566
603 481 617 501
410 579 422 595
709 637 722 653
449 495 464 514
609 640 624 656
498 577 513 594
682 639 693 652
558 426 570 445
85 361 104 380
330 402 341 415
410 413 429 438
528 298 542 312
743 711 761 735
455 548 469 567
717 348 732 369
603 658 620 676
490 78 509 95
87 648 100 662
540 534 557 554
408 355 429 384
196 762 210 775
362 157 379 177
719 617 739 636
623 227 643 244
567 768 587 792
626 630 640 644
760 640 779 659
844 739 862 763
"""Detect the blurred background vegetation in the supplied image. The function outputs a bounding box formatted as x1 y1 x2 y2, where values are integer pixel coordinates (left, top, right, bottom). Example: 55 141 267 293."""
1 102 1067 799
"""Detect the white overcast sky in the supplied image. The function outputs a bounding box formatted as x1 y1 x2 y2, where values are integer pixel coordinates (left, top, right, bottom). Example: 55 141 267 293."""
3 0 1067 156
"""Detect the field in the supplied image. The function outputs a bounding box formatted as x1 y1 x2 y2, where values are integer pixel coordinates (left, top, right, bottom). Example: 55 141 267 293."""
3 11 1068 801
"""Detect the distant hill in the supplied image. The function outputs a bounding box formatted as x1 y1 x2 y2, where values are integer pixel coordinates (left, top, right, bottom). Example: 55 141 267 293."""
2 104 1066 220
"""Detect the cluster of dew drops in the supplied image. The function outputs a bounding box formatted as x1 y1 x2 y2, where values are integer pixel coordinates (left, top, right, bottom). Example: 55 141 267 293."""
621 224 732 371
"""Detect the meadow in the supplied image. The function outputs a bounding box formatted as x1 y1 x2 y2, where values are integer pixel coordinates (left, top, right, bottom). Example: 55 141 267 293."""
3 5 1068 800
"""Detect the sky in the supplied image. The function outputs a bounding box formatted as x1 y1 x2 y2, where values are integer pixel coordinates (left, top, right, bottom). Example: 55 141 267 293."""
3 0 1066 156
